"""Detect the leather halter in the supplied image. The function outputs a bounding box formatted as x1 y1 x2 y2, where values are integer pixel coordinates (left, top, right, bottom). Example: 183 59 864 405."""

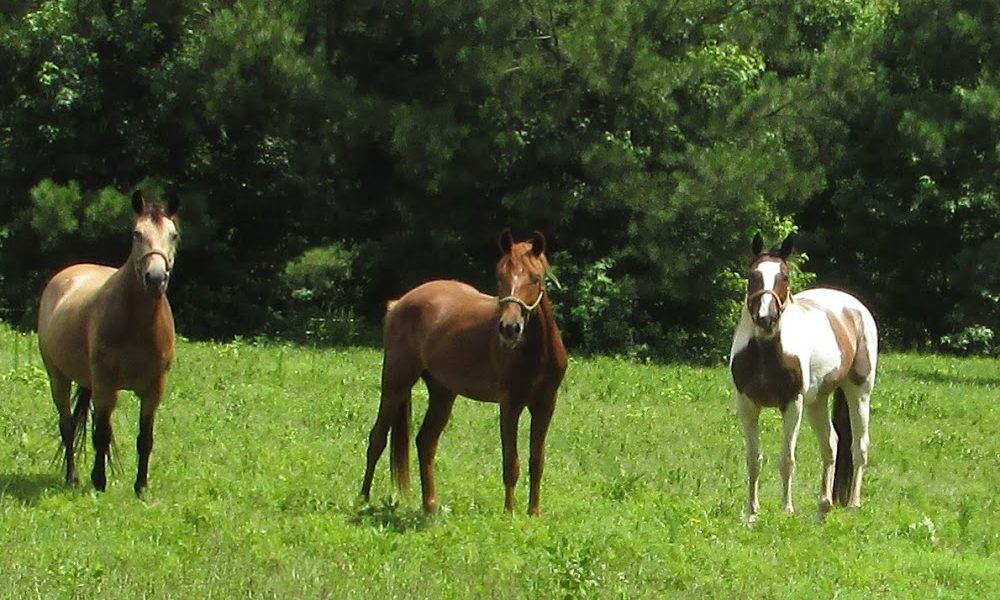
136 250 174 274
746 288 792 313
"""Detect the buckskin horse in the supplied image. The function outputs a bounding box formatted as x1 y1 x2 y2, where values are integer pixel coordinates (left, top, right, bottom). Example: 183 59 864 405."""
37 190 179 498
730 233 878 522
360 230 568 515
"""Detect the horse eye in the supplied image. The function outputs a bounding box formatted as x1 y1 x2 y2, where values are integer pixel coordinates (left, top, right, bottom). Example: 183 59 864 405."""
132 231 142 242
170 232 180 242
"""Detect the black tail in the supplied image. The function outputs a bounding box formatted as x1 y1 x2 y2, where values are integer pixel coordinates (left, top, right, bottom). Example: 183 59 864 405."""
832 388 853 506
72 386 92 457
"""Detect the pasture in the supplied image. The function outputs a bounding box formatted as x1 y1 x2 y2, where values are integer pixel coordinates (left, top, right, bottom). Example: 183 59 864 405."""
0 321 997 598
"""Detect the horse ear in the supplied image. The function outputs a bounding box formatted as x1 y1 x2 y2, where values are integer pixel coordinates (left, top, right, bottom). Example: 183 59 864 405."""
530 231 546 257
751 232 764 255
778 234 794 259
166 191 180 217
499 229 514 254
131 190 146 215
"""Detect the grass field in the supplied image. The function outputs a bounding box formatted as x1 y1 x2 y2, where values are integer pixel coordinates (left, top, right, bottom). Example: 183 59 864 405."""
0 321 997 598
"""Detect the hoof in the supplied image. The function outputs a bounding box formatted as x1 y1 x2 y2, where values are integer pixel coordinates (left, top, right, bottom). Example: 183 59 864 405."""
423 498 440 514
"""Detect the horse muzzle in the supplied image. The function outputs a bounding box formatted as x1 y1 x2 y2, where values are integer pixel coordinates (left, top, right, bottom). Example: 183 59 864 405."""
144 269 171 297
498 317 524 347
753 313 779 333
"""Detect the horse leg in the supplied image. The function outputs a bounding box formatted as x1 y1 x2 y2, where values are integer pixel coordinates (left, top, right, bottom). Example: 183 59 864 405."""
416 375 457 513
360 356 419 501
778 396 804 513
134 380 164 499
805 395 836 520
46 372 77 484
736 393 762 522
526 394 556 517
90 387 119 492
499 401 524 513
846 389 872 508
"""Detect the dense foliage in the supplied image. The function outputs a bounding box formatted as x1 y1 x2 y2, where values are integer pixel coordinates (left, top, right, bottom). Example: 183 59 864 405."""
1 0 997 359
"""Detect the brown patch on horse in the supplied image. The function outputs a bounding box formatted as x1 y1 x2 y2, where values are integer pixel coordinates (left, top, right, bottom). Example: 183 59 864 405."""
731 337 803 410
797 299 870 390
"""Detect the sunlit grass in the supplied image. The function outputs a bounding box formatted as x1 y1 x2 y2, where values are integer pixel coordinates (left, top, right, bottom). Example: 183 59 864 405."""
0 323 997 597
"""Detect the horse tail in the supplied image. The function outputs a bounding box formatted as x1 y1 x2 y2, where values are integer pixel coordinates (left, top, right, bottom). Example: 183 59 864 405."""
72 386 92 457
389 393 412 495
832 387 853 506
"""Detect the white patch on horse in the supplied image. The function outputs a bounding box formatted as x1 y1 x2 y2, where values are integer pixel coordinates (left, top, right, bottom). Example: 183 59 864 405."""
754 260 782 319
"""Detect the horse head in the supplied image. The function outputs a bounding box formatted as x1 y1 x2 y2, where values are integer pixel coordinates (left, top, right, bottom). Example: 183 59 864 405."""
496 230 550 348
130 190 180 298
746 233 794 336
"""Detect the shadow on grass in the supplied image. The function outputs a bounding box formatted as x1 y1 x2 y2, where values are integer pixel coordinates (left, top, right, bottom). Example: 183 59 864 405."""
899 367 1000 388
350 497 435 533
0 472 64 505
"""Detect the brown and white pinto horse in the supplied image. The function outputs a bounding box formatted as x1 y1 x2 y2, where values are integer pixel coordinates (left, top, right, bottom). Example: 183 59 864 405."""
37 190 179 498
730 234 877 523
360 230 568 515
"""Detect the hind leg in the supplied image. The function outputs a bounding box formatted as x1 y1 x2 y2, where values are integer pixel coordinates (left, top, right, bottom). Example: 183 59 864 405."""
416 375 457 513
847 389 871 508
805 395 836 519
46 372 77 484
90 387 119 492
360 355 420 501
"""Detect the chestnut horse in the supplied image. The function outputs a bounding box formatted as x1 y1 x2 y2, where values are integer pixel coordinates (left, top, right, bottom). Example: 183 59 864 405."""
730 234 878 523
360 230 568 515
37 190 180 498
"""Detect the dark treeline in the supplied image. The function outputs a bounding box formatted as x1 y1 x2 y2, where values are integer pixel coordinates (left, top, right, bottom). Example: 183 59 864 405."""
1 0 998 360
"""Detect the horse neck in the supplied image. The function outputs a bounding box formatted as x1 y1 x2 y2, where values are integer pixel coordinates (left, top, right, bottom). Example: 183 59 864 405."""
110 259 168 325
522 293 562 359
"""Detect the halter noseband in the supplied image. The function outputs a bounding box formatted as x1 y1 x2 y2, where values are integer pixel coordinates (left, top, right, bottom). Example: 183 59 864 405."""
746 288 792 313
136 250 174 273
498 288 545 313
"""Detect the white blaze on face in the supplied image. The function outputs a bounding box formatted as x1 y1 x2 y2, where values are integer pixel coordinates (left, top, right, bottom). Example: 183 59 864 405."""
754 260 782 320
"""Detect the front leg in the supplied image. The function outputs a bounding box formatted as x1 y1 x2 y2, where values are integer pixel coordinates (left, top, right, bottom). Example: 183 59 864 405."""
736 393 762 523
779 396 804 513
135 379 165 499
527 395 556 516
499 402 524 513
90 387 119 492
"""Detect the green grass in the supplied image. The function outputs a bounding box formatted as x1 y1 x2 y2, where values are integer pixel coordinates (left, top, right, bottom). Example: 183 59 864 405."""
1 321 997 598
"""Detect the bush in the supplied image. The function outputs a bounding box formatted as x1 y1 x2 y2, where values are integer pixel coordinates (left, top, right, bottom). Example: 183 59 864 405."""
940 325 996 357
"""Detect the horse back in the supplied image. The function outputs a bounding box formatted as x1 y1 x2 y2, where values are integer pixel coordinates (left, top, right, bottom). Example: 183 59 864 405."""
792 288 877 392
383 280 506 401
